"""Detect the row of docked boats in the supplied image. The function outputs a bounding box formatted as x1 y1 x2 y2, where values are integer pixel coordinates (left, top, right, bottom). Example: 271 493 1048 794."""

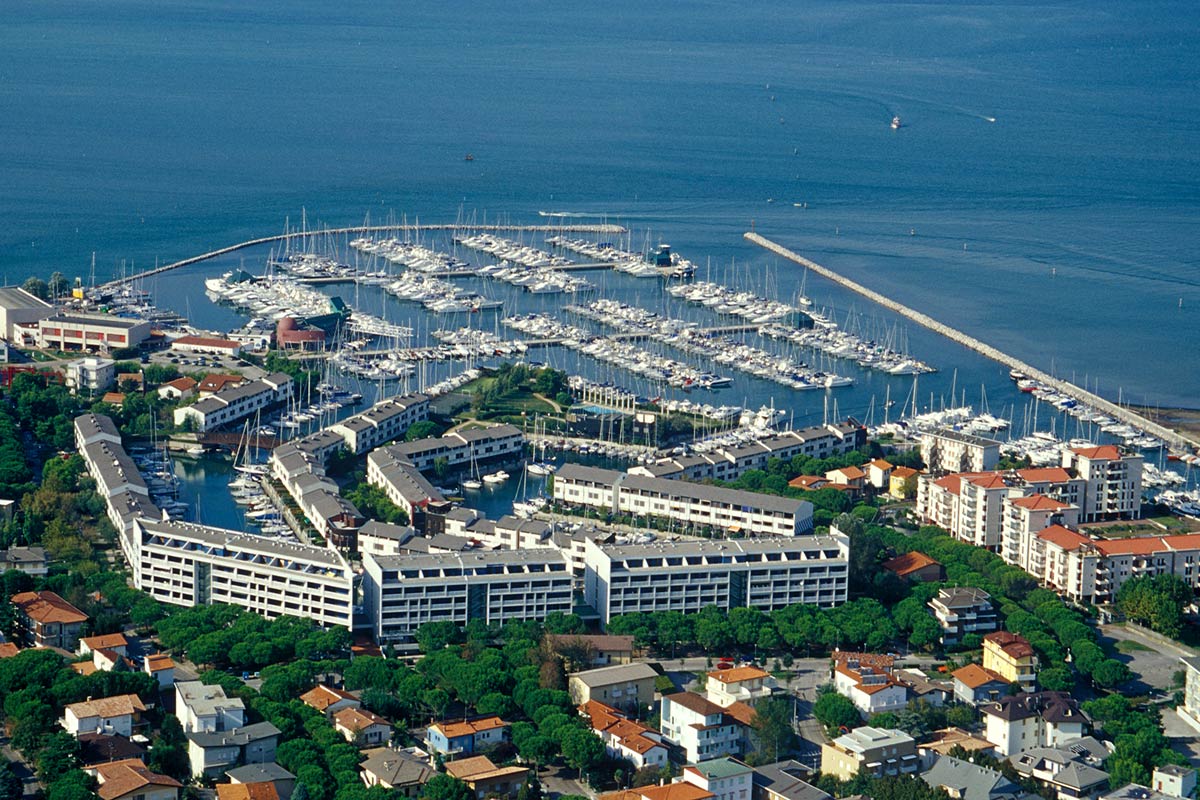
350 238 473 274
456 233 594 293
760 319 935 375
384 271 502 313
666 280 796 322
568 299 853 391
230 473 298 539
268 251 390 284
503 313 731 390
545 236 697 279
1009 370 1164 450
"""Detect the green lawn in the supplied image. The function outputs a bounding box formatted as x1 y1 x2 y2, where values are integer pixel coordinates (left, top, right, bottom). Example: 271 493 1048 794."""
1115 639 1153 654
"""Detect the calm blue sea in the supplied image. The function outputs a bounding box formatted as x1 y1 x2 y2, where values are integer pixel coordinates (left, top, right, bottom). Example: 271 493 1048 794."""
1 0 1198 412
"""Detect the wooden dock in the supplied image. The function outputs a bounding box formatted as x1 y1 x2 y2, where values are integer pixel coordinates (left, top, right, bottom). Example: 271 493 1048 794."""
98 223 628 290
745 231 1200 452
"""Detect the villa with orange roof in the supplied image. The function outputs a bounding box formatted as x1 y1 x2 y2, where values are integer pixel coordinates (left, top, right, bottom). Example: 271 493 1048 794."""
300 685 361 718
824 465 866 489
12 590 89 650
660 692 748 763
830 651 907 716
865 459 893 490
89 758 180 800
424 715 510 756
79 633 129 657
982 632 1038 688
882 551 945 583
601 782 714 800
705 665 779 707
443 756 529 799
581 700 668 768
951 664 1011 706
334 707 391 747
889 465 920 499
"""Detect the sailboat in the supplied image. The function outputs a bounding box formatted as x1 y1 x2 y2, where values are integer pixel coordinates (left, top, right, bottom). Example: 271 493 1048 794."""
461 446 483 491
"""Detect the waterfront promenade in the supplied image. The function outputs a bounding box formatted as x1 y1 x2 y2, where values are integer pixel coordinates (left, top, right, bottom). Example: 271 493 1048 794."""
746 231 1200 453
100 222 627 290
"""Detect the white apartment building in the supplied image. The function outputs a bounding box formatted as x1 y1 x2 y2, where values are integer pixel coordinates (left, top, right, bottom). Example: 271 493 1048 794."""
982 692 1088 756
173 373 293 432
387 424 525 472
366 446 446 519
680 758 754 800
1062 445 1143 521
583 535 848 624
65 357 115 396
175 681 246 733
328 394 429 455
1001 494 1080 570
820 726 919 781
705 666 778 708
920 429 1001 477
927 587 998 646
831 652 908 716
361 549 573 647
131 518 355 628
555 464 813 537
660 693 746 764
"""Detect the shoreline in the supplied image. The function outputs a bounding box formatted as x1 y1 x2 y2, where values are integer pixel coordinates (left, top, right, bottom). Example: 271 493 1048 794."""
1129 405 1200 444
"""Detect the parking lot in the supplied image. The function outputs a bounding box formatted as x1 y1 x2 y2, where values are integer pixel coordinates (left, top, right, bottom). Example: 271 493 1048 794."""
1099 623 1194 693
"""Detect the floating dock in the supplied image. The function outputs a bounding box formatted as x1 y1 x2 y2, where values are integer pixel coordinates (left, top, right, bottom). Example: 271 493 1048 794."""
745 231 1199 452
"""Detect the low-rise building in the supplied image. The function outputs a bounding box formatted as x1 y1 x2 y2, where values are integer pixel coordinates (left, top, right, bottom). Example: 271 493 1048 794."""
1151 765 1197 800
157 377 198 401
173 373 293 432
328 394 429 455
917 728 998 768
170 336 242 357
65 357 116 396
1008 737 1111 800
366 447 446 522
893 669 953 707
79 632 129 657
706 666 778 708
359 748 434 796
983 692 1089 756
334 707 392 747
831 652 907 716
881 551 944 583
681 758 754 800
921 755 1023 800
547 634 636 667
300 685 361 718
78 733 148 768
13 590 89 649
90 757 181 800
952 664 1012 706
569 663 659 714
750 760 832 800
186 722 281 779
820 726 918 781
928 586 998 646
387 424 524 472
581 700 669 769
176 681 246 733
660 692 747 763
424 716 510 757
982 632 1038 689
63 695 148 738
443 756 530 800
144 654 175 688
225 763 295 800
889 466 920 500
215 782 279 800
37 313 152 353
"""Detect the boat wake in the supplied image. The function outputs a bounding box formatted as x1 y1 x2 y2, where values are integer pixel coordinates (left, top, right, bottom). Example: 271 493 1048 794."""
538 211 596 218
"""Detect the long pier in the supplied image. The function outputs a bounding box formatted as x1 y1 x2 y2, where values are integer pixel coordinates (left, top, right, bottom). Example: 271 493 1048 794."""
745 231 1200 453
99 223 627 291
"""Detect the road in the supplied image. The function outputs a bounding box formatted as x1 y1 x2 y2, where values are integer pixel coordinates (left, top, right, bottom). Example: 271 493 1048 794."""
1 737 41 798
540 766 594 800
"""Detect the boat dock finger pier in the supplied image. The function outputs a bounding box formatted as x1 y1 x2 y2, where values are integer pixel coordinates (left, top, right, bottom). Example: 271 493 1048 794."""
745 231 1199 453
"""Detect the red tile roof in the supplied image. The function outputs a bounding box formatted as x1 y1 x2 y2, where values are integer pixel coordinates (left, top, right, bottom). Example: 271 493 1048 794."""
1010 495 1070 511
1072 445 1121 460
891 466 919 479
707 666 770 684
983 632 1035 659
869 459 893 470
964 473 1008 489
952 663 1008 689
163 377 197 391
13 591 88 625
1037 525 1092 552
1018 467 1073 483
882 551 941 577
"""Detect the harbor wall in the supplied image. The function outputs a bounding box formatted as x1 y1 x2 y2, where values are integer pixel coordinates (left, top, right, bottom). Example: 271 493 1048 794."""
101 222 628 290
745 231 1199 453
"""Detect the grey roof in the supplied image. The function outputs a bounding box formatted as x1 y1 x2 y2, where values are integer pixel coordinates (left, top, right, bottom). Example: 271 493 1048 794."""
368 548 569 575
43 313 143 329
213 380 276 405
1154 765 1194 778
177 681 245 718
75 413 121 441
225 762 296 783
0 286 53 310
451 424 522 442
1102 786 1183 800
190 397 226 415
371 459 444 504
359 520 417 543
495 516 552 537
187 722 281 749
982 691 1085 724
752 760 831 800
0 546 46 566
139 518 349 571
84 441 148 493
923 428 1002 448
569 662 658 688
922 756 1021 800
934 586 993 608
1054 762 1109 791
359 748 434 787
595 535 846 563
306 488 362 521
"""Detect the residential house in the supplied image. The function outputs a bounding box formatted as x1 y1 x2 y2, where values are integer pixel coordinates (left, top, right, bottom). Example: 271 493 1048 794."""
1101 787 1187 800
547 634 636 667
788 475 829 491
79 633 128 657
824 466 866 490
660 692 747 763
300 685 361 718
226 762 296 800
144 654 175 688
1008 737 1111 799
890 467 920 500
0 546 48 577
424 716 510 757
215 782 279 800
12 590 89 649
893 669 953 707
706 666 778 708
750 760 832 800
78 733 148 768
581 700 669 769
983 632 1039 690
334 707 392 747
820 726 919 781
983 693 1089 757
918 728 998 769
601 784 714 800
359 748 434 796
1151 765 1197 799
90 758 181 800
882 551 945 583
953 664 1012 706
680 758 754 800
921 755 1024 800
186 722 281 779
928 587 999 646
568 662 659 714
63 695 147 738
157 377 197 401
865 459 894 490
443 756 530 800
831 651 907 716
176 681 246 733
